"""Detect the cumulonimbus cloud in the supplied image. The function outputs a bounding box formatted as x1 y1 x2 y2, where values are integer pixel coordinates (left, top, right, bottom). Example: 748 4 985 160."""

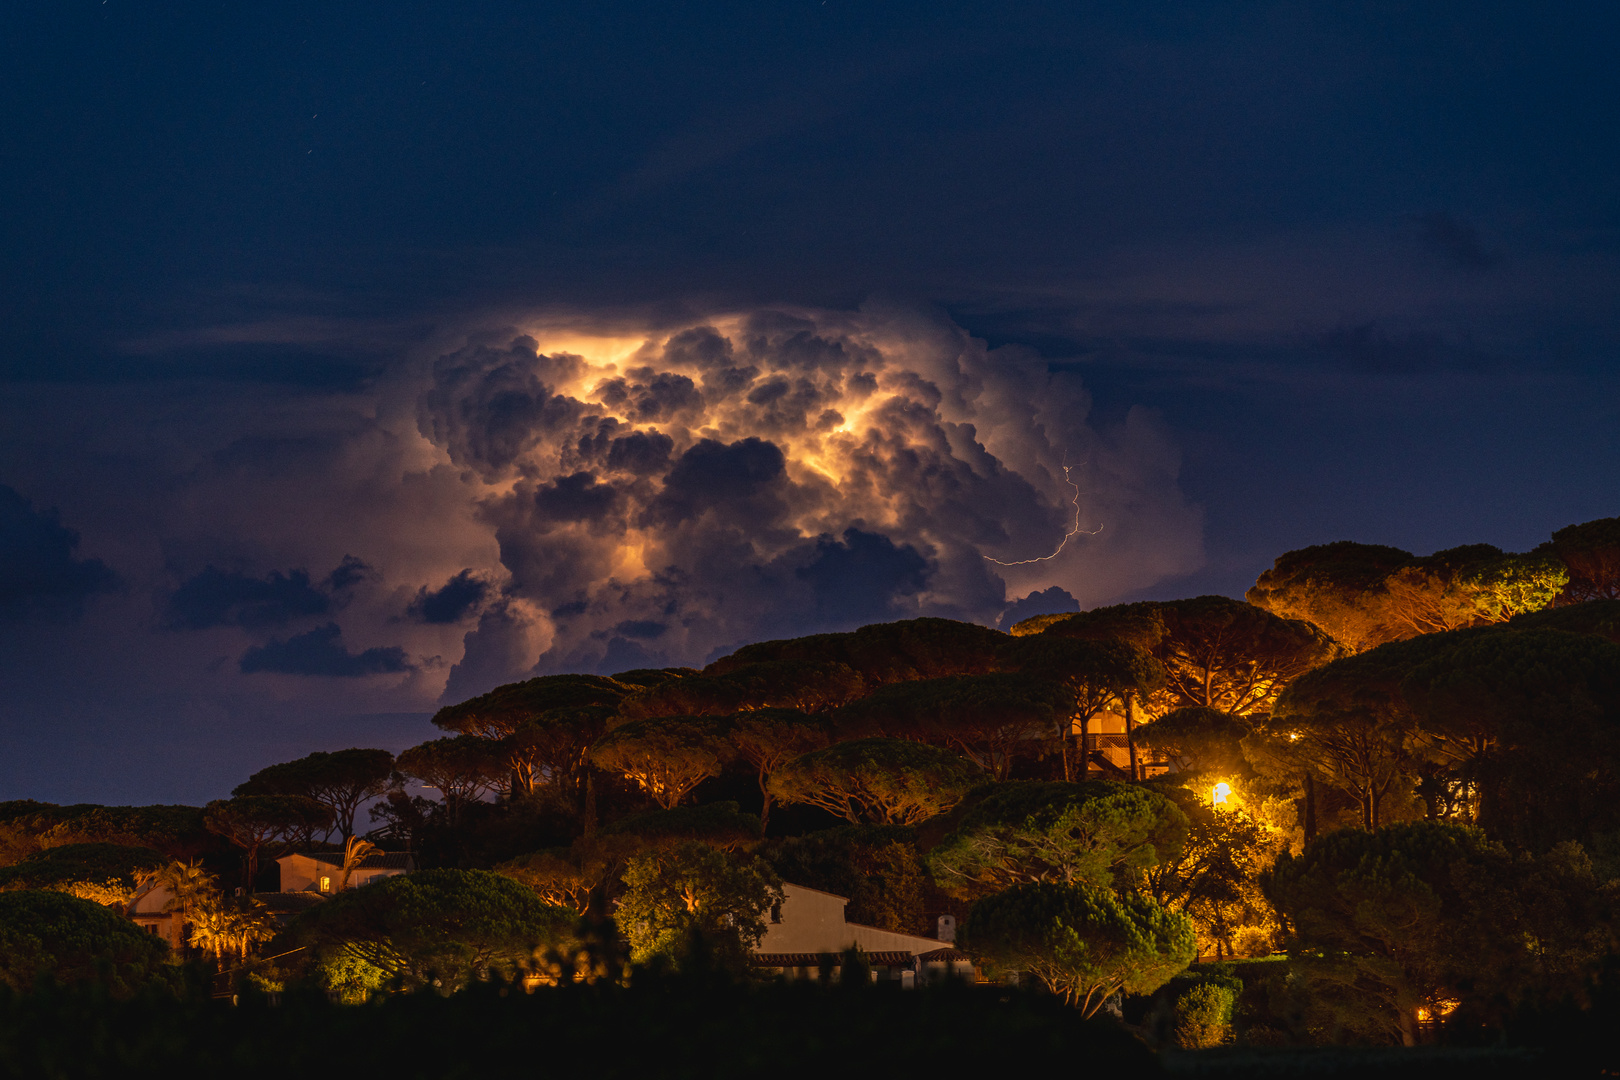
415 306 1203 698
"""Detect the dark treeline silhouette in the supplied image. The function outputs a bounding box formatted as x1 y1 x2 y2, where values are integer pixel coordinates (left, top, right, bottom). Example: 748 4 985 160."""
2 513 1618 1066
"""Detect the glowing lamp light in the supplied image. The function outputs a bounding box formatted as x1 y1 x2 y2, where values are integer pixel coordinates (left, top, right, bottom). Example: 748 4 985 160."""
1212 782 1232 806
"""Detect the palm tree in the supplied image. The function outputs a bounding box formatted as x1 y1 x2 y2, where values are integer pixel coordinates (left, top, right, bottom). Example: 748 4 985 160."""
143 859 217 946
338 835 379 891
188 894 278 969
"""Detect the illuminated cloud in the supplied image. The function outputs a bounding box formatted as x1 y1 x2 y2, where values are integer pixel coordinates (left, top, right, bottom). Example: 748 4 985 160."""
418 307 1203 694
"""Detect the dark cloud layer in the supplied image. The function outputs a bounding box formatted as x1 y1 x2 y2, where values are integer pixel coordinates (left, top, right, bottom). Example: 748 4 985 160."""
0 485 119 619
797 528 930 626
406 570 490 625
164 557 369 630
239 623 411 677
1413 211 1499 271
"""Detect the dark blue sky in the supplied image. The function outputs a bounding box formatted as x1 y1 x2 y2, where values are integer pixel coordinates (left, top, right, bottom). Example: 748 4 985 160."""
2 1 1617 804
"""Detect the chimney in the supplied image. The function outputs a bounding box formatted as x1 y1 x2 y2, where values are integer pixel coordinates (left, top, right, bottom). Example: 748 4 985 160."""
936 914 956 943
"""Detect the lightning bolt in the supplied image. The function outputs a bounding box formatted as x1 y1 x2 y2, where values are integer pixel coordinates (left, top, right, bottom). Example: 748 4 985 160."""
983 461 1102 566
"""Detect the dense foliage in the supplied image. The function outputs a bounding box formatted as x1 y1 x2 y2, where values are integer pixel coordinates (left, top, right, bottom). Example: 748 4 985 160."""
277 868 577 991
7 514 1620 1059
0 890 175 997
0 843 165 905
961 881 1195 1016
0 972 1166 1080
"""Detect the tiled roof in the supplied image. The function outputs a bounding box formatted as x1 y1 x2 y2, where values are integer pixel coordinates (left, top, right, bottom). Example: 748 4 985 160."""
254 892 328 915
754 952 917 967
286 851 414 869
914 948 971 963
780 882 851 902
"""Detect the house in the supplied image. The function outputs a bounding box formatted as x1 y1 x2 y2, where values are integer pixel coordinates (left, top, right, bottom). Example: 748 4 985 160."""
1081 710 1170 779
753 882 975 985
126 881 184 949
276 850 415 893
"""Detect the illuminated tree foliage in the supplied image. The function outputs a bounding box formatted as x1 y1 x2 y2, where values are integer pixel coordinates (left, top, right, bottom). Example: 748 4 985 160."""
768 738 980 825
0 890 176 998
1020 597 1338 718
233 748 394 837
961 881 1195 1018
928 781 1187 900
187 892 278 970
204 795 333 893
1134 707 1252 777
724 708 832 828
832 673 1074 780
1246 541 1415 653
0 843 164 906
1547 515 1620 602
498 802 763 918
281 868 577 992
615 840 783 970
1150 597 1341 715
1251 542 1569 653
496 834 644 917
589 715 734 810
1141 798 1276 959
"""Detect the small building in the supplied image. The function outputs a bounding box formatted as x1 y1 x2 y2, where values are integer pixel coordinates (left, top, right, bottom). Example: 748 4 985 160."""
1081 710 1170 779
126 881 184 949
753 883 975 985
276 851 415 894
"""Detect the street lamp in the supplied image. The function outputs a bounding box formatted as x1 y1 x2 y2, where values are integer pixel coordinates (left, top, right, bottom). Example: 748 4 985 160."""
1212 782 1232 807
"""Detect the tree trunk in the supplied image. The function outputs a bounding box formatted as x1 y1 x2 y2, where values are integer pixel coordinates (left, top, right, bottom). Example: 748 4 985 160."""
1059 719 1073 782
1077 713 1092 779
1124 693 1141 781
582 770 598 837
758 769 774 832
1398 1007 1417 1047
1302 772 1317 843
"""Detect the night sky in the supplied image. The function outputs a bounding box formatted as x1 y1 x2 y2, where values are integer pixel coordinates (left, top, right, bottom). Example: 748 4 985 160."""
3 2 1616 805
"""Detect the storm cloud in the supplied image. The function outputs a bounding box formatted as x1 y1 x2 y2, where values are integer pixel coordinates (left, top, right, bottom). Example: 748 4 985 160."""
406 570 491 625
0 485 120 619
239 623 412 677
425 307 1203 694
163 559 369 631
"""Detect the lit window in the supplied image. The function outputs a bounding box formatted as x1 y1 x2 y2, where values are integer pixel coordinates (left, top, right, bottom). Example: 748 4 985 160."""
320 876 331 893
